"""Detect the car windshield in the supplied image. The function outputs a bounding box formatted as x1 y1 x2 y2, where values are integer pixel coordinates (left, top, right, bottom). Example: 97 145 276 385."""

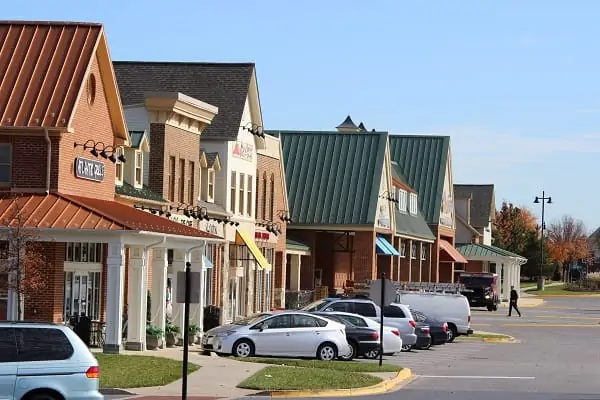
231 313 270 325
460 275 494 287
301 299 333 312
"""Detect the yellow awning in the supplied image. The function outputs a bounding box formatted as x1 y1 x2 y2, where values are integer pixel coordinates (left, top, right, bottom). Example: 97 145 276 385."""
235 230 272 271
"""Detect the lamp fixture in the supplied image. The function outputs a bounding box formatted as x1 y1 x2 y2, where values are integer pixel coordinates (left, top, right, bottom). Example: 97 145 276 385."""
240 123 266 138
277 210 293 223
134 204 171 218
265 221 282 236
74 140 126 164
379 191 398 203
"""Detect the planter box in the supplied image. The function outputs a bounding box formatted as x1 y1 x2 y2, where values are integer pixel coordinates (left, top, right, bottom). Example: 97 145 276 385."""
146 335 162 350
165 332 177 347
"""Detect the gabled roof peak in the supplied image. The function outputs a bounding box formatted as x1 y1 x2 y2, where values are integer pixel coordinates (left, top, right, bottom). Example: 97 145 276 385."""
336 115 360 132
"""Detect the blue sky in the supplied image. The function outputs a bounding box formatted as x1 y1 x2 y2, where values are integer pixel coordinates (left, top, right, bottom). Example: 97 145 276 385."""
7 1 600 230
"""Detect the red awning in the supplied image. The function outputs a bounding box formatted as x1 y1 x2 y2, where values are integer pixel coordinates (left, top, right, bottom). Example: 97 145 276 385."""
439 239 468 264
0 193 220 239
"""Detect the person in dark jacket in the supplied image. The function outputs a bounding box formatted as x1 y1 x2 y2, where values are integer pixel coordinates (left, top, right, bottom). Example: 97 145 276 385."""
508 286 521 317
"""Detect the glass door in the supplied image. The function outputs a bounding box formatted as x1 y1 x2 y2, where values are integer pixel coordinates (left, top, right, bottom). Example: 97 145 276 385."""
64 271 101 322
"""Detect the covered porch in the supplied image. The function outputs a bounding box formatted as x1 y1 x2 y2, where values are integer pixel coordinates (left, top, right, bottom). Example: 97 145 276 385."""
456 243 527 301
0 193 224 353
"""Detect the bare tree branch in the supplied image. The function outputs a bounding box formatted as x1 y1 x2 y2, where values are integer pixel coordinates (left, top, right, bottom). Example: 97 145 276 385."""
0 194 50 320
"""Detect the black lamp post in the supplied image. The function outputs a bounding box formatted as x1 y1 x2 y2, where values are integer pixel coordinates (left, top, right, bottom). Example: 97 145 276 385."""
534 191 552 290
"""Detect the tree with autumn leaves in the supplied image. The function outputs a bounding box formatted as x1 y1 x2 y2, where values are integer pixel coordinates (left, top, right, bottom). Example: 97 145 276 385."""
492 201 550 278
0 194 49 320
545 215 591 281
493 201 591 280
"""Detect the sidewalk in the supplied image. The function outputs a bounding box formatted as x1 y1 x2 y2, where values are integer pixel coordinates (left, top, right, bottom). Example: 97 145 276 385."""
93 347 265 398
499 291 545 308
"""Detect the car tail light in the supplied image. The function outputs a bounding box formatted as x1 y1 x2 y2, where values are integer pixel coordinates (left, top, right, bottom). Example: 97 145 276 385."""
422 327 430 334
409 320 416 328
371 331 379 340
442 323 448 332
86 366 100 379
392 329 400 337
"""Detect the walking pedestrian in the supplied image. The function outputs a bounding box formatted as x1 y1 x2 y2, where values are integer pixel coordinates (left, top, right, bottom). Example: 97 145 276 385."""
507 285 522 317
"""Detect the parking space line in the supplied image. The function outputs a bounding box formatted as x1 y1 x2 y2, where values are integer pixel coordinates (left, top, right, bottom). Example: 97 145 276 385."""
419 375 535 379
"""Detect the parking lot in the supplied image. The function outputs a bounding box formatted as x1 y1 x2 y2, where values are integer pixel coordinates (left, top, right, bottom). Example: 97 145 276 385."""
390 296 600 399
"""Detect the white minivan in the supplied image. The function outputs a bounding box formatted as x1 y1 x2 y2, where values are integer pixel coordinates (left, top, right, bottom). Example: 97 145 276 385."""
394 291 473 342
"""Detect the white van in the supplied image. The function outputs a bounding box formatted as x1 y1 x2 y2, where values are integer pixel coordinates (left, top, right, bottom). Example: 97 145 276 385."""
394 291 473 342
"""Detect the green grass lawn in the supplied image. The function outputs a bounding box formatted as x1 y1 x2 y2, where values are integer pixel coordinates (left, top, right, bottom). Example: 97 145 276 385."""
529 284 599 296
238 365 383 391
96 354 199 389
234 357 401 373
520 281 539 289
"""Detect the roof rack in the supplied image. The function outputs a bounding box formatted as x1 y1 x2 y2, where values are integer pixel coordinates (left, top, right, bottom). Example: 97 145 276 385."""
399 282 466 294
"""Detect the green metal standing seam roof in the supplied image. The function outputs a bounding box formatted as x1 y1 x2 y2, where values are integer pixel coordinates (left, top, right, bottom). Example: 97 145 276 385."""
389 135 450 225
268 130 388 225
395 209 436 241
456 243 527 261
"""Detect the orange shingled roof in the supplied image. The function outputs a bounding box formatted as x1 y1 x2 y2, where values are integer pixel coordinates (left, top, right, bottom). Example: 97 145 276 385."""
0 21 102 129
0 193 221 239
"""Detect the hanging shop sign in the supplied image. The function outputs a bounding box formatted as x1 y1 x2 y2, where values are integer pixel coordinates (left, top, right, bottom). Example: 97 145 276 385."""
74 157 105 182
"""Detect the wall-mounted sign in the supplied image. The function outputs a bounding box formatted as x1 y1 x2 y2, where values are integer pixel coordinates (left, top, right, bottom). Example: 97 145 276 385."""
439 167 454 227
376 203 391 229
232 141 254 161
169 214 194 227
74 157 105 182
205 223 218 235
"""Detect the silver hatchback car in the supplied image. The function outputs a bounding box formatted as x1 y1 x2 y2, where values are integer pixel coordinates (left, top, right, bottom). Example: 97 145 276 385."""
0 321 103 400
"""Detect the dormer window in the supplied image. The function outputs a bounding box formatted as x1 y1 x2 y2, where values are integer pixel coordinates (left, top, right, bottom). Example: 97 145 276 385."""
409 193 418 215
115 146 124 185
397 189 408 212
134 150 143 187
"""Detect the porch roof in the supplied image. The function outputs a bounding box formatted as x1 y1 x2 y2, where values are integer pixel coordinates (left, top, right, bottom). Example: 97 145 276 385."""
456 243 527 263
286 238 311 253
0 193 221 240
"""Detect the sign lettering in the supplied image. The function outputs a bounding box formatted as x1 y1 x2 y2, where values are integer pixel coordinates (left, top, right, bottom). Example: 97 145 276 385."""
74 157 105 182
205 223 218 235
169 214 194 227
232 141 254 161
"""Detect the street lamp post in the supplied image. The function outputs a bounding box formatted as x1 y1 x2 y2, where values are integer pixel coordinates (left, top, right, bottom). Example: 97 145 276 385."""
534 191 552 291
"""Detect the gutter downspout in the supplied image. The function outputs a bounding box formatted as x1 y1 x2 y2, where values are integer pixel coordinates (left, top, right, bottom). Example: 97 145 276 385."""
44 129 51 194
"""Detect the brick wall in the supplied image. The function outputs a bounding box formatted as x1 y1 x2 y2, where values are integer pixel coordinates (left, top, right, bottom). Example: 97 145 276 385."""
466 260 484 272
148 123 201 205
257 152 287 304
59 55 117 200
25 242 65 322
352 231 376 282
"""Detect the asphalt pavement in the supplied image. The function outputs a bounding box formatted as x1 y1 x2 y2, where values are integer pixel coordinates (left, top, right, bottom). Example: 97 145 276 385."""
237 296 600 399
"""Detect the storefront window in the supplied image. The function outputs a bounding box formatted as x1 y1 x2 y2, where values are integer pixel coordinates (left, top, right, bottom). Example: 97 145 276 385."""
63 271 101 322
65 243 103 263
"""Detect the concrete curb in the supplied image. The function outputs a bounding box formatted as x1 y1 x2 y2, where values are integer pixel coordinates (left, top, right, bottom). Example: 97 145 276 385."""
499 300 545 308
482 336 518 343
264 368 413 398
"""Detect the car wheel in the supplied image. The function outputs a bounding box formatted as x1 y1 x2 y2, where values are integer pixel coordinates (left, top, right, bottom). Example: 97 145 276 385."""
401 344 412 352
232 339 254 358
363 348 380 359
25 391 61 400
317 342 338 361
339 341 357 361
447 326 457 343
487 305 494 311
420 342 432 350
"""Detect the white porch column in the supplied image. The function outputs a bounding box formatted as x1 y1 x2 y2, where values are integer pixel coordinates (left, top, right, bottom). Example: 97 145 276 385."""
513 263 520 292
189 249 204 333
171 249 189 340
506 264 513 299
104 241 126 353
289 254 301 291
125 246 148 351
516 264 522 292
497 263 505 301
151 248 168 344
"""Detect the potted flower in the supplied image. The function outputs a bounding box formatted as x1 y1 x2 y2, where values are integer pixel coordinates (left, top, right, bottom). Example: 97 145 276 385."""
188 324 201 345
165 323 180 347
146 325 164 350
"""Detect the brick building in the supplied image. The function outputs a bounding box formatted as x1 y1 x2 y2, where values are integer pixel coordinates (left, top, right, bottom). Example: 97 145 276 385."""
113 61 274 323
389 135 467 282
256 134 296 309
0 21 223 353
